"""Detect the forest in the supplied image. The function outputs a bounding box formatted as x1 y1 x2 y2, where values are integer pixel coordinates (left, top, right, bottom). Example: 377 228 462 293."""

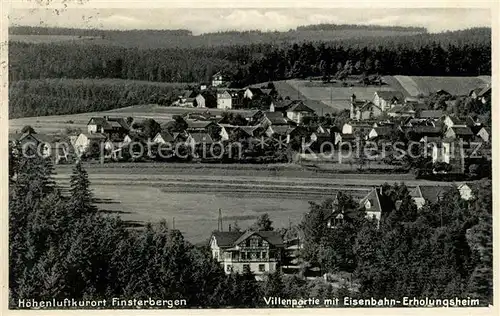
8 27 491 118
9 79 188 118
9 149 492 308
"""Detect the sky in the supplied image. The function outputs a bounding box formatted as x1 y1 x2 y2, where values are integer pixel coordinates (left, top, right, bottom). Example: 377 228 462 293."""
9 8 491 35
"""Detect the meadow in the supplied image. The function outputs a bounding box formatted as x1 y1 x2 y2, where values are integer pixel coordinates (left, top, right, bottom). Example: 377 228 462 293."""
9 104 256 134
51 163 457 243
286 79 401 110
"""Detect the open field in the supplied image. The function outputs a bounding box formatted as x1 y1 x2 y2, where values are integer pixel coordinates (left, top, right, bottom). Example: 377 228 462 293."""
9 104 256 134
286 79 398 110
52 163 462 243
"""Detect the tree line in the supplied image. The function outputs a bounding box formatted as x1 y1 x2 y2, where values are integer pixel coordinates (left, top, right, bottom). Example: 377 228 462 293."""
9 28 490 85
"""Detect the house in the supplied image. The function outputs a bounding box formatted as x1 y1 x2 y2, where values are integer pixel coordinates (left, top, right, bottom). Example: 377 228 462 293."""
270 99 296 113
443 115 467 129
265 125 294 143
209 230 284 278
285 101 315 124
201 90 217 108
244 87 263 100
359 187 395 227
195 94 206 108
186 132 214 156
418 110 444 120
409 185 448 209
9 132 53 158
186 120 217 133
373 90 405 111
74 133 107 156
470 85 491 104
212 72 224 87
87 116 129 138
406 126 443 139
444 126 474 142
342 121 374 135
350 94 382 120
476 127 491 143
431 139 465 173
153 131 175 144
368 127 392 140
335 133 356 146
254 111 291 128
387 104 415 118
457 183 476 201
216 90 232 110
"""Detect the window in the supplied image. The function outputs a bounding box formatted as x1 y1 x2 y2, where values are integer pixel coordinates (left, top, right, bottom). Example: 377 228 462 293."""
226 265 232 272
259 264 266 272
256 252 261 259
250 237 259 248
261 252 267 259
241 252 246 260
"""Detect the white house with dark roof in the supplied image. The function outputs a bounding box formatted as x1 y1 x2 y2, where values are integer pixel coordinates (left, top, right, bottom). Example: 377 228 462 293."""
212 71 224 87
216 90 232 109
477 127 491 143
373 90 405 111
286 101 315 124
359 187 395 227
209 230 284 278
410 185 449 209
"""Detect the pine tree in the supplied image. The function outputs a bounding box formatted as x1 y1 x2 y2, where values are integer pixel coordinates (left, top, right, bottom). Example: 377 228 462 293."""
68 162 96 215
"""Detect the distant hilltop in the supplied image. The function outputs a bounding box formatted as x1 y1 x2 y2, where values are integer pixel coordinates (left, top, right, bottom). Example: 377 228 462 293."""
9 24 428 37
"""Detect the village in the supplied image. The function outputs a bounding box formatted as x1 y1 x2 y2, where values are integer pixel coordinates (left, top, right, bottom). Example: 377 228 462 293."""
9 71 492 283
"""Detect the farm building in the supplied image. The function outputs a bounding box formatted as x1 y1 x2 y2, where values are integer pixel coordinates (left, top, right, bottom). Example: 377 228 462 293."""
350 95 382 121
443 115 467 129
368 127 392 140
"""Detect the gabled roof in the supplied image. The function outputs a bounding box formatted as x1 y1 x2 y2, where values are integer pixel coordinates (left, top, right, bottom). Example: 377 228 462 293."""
80 133 107 140
270 125 293 135
238 126 259 137
154 131 175 142
419 110 444 119
233 231 284 247
246 87 263 95
449 126 474 136
263 111 289 125
445 115 466 126
375 90 405 101
359 188 394 214
186 120 214 130
411 126 442 135
371 127 392 137
211 231 243 247
410 185 449 204
286 101 315 113
88 117 112 129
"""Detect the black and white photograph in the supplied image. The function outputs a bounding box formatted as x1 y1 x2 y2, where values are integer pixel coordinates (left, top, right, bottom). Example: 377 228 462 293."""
4 0 496 312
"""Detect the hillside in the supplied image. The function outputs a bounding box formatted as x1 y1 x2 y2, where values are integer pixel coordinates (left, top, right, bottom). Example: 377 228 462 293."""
9 25 426 49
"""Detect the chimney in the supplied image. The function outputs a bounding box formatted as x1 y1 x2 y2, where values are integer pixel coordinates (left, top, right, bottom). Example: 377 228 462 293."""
351 94 356 103
228 224 232 232
104 115 109 121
